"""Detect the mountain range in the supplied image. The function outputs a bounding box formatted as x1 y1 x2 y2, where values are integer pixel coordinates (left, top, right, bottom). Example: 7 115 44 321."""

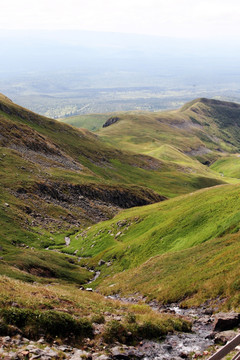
0 93 239 355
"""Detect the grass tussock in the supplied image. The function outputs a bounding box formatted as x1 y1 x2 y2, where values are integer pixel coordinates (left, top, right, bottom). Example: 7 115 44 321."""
0 307 93 340
0 275 192 344
103 314 191 344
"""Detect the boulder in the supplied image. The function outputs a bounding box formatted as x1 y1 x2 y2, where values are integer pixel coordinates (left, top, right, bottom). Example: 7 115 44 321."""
65 237 71 246
98 259 105 266
213 312 240 331
69 349 92 359
214 330 238 344
92 355 111 360
111 346 144 359
103 116 120 128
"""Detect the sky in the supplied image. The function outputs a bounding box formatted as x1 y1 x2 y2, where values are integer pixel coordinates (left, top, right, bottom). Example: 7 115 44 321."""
1 0 240 39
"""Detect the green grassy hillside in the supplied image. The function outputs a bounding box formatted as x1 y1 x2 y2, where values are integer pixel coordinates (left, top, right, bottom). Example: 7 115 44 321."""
64 184 240 309
0 94 230 285
0 93 225 198
97 98 240 165
210 155 240 178
1 94 240 312
60 113 111 131
0 94 163 282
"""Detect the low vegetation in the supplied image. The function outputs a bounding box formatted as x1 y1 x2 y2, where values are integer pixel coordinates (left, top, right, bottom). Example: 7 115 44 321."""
1 94 240 349
0 307 93 340
60 113 111 131
69 184 240 309
210 155 240 178
97 98 240 165
0 276 191 344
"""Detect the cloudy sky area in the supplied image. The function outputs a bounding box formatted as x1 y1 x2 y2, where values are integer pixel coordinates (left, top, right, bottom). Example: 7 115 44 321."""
1 0 239 39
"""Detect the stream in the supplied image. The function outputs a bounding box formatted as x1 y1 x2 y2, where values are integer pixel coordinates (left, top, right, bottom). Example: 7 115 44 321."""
46 245 234 358
106 295 215 360
138 306 214 359
66 253 216 359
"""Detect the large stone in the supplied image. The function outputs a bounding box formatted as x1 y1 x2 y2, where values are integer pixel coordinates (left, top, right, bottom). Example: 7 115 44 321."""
213 312 240 331
92 355 111 360
214 330 238 344
65 237 71 246
98 259 105 266
111 346 144 359
69 349 92 359
58 345 72 352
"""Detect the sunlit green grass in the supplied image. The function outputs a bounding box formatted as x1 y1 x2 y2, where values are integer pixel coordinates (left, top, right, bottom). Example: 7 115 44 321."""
63 184 240 308
60 113 110 131
97 98 240 165
211 155 240 178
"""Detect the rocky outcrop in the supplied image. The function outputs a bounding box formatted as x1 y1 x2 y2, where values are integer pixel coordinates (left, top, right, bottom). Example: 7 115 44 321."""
35 181 166 209
0 118 82 170
103 117 120 128
14 181 166 229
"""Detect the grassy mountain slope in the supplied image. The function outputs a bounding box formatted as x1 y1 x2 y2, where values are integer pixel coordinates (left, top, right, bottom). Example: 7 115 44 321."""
0 94 163 283
60 113 111 131
97 98 240 165
1 94 240 311
0 93 224 199
0 94 195 347
0 94 228 285
210 155 240 178
65 184 240 309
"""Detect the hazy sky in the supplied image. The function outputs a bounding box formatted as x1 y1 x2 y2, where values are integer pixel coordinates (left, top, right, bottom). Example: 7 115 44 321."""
1 0 240 39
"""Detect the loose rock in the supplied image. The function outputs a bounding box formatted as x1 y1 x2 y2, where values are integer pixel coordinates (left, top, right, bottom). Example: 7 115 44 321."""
213 312 240 331
98 259 105 266
65 237 71 246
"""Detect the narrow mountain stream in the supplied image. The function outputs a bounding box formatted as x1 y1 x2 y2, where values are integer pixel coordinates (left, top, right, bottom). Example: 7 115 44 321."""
106 295 215 359
139 306 214 359
60 252 216 359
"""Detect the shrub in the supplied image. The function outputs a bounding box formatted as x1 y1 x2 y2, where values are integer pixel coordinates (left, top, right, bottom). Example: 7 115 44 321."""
36 310 93 338
91 314 105 324
136 321 166 340
0 308 93 340
102 316 192 344
0 307 35 328
0 320 8 336
126 312 136 324
103 320 128 343
166 317 191 333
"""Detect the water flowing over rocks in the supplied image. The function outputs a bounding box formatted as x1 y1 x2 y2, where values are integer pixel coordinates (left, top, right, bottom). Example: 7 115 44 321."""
0 306 239 359
128 305 215 360
106 296 239 359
